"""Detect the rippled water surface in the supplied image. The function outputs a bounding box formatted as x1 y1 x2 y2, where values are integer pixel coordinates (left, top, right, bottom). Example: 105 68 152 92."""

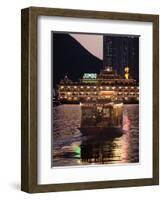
52 104 139 167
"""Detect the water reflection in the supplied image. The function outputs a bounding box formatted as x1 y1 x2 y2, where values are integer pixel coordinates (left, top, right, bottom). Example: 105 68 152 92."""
52 104 139 167
81 135 122 164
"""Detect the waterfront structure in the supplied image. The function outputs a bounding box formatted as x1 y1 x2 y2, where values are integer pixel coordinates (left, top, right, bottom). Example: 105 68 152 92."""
56 66 139 104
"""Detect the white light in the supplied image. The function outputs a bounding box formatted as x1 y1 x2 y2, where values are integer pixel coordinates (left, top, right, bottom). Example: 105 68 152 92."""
83 73 97 79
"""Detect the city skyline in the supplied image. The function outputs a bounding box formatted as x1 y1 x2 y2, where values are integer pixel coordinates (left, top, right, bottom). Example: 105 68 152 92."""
52 33 139 89
103 35 139 81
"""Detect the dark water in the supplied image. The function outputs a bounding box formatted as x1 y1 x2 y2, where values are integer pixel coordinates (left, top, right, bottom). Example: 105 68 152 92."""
52 104 139 167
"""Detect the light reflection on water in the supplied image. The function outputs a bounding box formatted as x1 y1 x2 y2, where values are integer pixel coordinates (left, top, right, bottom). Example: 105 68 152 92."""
52 104 139 167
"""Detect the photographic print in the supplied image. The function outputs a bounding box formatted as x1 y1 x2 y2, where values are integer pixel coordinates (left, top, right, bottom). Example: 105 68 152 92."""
21 7 159 192
52 32 139 167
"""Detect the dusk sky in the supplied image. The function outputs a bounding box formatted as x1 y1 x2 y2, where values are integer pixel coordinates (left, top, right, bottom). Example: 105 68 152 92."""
52 33 103 88
70 34 103 60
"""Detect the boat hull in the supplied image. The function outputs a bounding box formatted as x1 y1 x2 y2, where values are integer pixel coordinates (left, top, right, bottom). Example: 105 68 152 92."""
79 127 124 138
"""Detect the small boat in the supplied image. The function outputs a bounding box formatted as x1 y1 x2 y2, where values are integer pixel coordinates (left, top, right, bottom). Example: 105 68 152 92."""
53 98 61 107
79 99 124 137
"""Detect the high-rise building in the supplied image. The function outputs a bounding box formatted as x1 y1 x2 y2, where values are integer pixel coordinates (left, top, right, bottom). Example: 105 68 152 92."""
103 35 139 81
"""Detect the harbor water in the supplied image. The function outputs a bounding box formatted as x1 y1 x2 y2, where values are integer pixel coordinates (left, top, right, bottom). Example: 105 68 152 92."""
52 104 139 167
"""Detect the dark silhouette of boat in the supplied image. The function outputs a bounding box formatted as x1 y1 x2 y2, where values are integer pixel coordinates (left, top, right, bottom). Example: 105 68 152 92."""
79 99 124 137
53 99 61 107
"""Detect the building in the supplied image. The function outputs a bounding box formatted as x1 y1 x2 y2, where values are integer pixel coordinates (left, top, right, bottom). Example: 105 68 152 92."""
103 35 139 81
56 66 139 104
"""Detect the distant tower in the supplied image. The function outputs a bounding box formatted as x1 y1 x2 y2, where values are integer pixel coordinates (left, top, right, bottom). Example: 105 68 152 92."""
103 35 139 80
124 66 129 79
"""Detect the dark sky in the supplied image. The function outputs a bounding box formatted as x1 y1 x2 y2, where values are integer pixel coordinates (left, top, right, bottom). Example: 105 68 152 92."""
52 33 139 88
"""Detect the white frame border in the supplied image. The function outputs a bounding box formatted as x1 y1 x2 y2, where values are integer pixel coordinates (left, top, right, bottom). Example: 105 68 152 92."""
37 16 153 184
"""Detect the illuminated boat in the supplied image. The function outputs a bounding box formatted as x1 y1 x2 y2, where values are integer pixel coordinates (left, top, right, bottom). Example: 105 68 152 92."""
79 98 124 137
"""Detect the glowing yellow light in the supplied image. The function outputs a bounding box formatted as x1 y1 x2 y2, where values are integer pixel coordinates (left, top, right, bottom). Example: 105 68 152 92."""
124 66 129 79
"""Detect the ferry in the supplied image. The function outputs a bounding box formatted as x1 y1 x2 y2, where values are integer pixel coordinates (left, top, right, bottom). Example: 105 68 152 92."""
79 98 124 137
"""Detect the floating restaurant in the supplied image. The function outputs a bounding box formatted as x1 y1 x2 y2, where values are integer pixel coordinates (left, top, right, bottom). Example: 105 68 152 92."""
56 66 139 104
